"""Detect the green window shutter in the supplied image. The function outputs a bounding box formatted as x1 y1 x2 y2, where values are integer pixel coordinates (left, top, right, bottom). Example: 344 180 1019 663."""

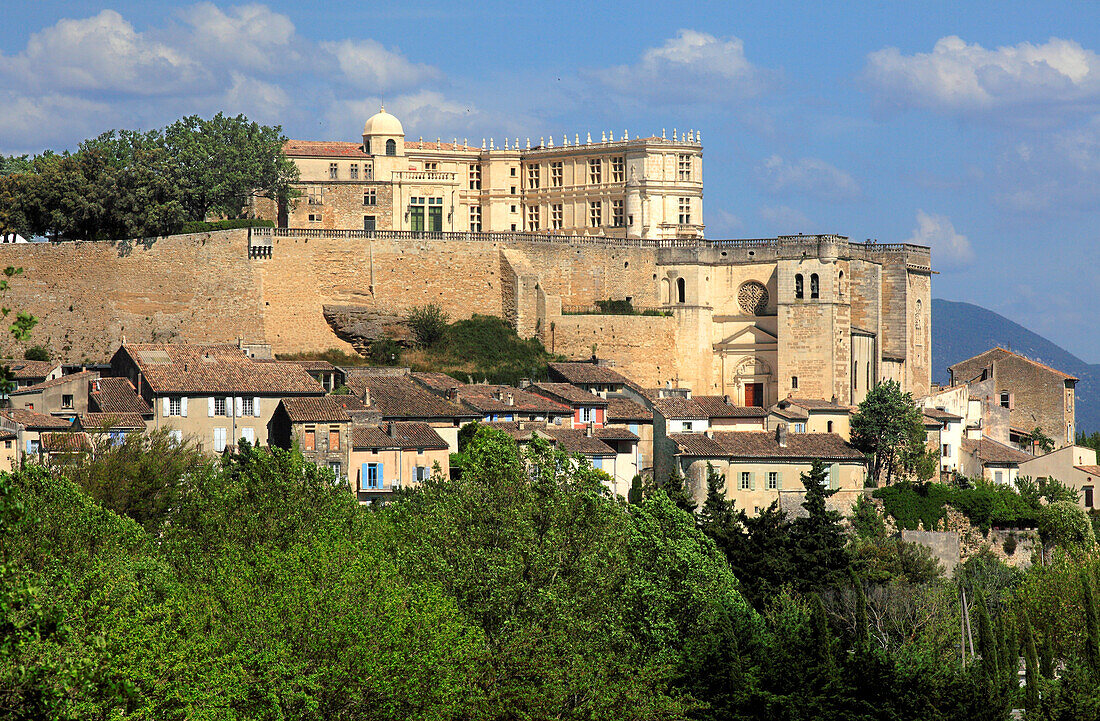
830 463 840 490
776 471 783 491
749 471 756 491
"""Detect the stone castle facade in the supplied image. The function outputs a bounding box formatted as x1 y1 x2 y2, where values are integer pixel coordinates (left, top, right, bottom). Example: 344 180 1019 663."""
252 108 705 240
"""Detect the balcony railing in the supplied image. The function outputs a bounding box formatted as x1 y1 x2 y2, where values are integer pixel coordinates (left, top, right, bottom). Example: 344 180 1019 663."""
392 171 458 182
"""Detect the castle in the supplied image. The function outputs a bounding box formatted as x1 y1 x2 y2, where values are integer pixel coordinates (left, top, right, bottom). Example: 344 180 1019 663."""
0 110 931 403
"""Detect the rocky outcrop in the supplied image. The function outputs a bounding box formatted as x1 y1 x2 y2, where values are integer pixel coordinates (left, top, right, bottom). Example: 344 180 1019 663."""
322 305 412 352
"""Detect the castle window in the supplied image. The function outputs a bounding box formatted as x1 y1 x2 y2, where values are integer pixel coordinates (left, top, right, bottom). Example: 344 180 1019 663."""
510 186 516 195
678 153 692 181
795 274 804 299
363 189 376 206
308 213 322 222
589 200 602 227
827 421 834 433
551 203 563 230
810 273 820 299
1000 391 1013 409
612 199 624 227
469 164 481 190
329 163 338 180
676 277 686 304
852 361 858 390
424 161 438 172
678 197 691 225
510 204 517 213
740 472 751 490
551 161 563 187
363 216 376 231
527 164 540 189
469 205 482 232
349 164 359 180
364 139 371 154
611 156 625 183
364 164 373 180
527 205 540 231
588 158 602 184
792 376 799 389
768 471 778 490
385 139 396 156
510 167 517 177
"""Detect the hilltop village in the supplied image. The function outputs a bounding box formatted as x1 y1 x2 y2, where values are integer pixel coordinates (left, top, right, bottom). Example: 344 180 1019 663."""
0 109 1091 526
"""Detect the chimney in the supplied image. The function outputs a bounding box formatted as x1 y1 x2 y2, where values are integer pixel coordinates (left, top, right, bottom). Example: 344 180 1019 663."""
776 423 788 448
704 429 713 439
586 423 593 437
363 388 372 407
519 378 531 389
506 393 514 406
387 421 397 437
590 353 598 363
518 421 526 430
723 394 731 405
447 387 458 401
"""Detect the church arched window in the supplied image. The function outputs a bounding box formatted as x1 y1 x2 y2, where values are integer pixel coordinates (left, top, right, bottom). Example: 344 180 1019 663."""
795 274 804 299
810 273 819 299
364 138 372 154
386 139 397 156
676 277 686 304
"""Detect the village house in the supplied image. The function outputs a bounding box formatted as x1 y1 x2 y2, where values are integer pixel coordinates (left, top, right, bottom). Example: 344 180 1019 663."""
74 412 148 446
261 359 344 392
546 360 632 397
7 360 63 389
108 343 325 453
922 407 965 479
342 369 479 453
528 382 609 428
651 392 769 482
417 378 574 425
8 370 99 418
268 396 353 479
948 348 1077 449
349 422 450 502
0 408 74 462
668 425 867 515
767 398 852 439
1018 445 1100 511
605 397 654 477
958 437 1032 486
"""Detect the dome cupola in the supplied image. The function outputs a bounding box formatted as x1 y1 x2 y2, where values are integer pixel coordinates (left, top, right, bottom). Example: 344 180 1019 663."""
362 106 405 156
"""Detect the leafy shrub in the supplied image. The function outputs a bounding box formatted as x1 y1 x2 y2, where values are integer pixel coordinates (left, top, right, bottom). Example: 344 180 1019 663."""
1003 533 1018 555
595 299 635 314
874 481 1039 533
277 348 369 366
366 337 403 365
441 314 553 385
1039 501 1096 548
179 218 274 233
23 345 50 361
407 304 449 348
873 482 952 531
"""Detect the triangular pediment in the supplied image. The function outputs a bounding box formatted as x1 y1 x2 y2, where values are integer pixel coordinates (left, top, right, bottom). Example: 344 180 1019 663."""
716 325 778 349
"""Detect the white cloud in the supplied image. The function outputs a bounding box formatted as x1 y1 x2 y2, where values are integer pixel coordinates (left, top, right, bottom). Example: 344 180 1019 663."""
756 155 861 202
759 205 813 231
904 210 974 269
993 115 1100 213
0 10 204 96
0 91 114 153
223 72 290 123
864 36 1100 118
321 39 441 92
708 209 744 237
182 2 300 73
592 29 775 103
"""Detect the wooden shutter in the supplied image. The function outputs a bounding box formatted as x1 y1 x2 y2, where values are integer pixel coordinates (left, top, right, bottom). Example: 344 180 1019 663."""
830 463 840 490
776 471 783 491
378 462 385 489
749 471 756 491
208 398 215 417
163 397 170 416
360 463 368 492
235 397 243 417
329 429 340 451
253 397 261 417
181 397 188 417
304 429 315 451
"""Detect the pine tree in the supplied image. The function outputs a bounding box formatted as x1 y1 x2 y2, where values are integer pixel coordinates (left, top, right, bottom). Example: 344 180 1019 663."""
1084 569 1100 676
697 464 738 542
662 470 697 514
790 460 850 592
1022 615 1040 715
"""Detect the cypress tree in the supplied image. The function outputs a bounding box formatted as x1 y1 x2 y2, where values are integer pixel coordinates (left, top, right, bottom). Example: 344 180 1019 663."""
1022 615 1040 715
850 568 869 651
1084 569 1100 676
999 613 1017 679
1039 630 1055 679
976 593 1000 679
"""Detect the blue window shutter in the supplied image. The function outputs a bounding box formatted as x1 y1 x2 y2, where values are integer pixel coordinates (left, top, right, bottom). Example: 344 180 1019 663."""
361 464 369 490
379 462 384 489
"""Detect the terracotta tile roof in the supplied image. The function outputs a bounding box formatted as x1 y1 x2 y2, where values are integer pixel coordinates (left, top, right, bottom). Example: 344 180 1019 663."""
785 398 853 412
6 360 59 380
351 422 448 450
593 426 639 442
0 430 15 441
456 385 572 415
694 396 769 418
0 408 73 430
79 412 147 430
1074 465 1100 476
543 427 616 455
961 437 1033 465
263 359 337 372
411 371 463 394
330 394 369 412
770 405 809 421
670 431 866 461
345 375 477 419
279 396 352 423
481 420 548 441
39 432 89 453
653 397 709 420
547 361 631 385
923 408 963 422
283 140 370 158
11 370 97 395
949 347 1077 381
529 382 609 407
90 377 151 414
120 344 324 396
605 398 653 422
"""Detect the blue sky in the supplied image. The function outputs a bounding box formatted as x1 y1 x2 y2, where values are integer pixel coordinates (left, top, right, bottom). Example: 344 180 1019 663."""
3 1 1099 364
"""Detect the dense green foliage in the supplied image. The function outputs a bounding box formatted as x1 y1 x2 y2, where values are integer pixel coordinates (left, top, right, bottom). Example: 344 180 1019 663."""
178 218 275 233
425 314 558 385
0 114 297 241
21 346 49 362
4 426 1100 718
406 303 449 348
850 380 930 486
874 480 1044 532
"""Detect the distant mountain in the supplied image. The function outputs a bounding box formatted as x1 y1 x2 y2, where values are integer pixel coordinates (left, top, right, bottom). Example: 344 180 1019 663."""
932 299 1099 433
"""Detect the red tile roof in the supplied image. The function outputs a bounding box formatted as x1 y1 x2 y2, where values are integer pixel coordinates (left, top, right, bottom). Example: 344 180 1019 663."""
344 375 477 419
542 427 616 455
670 431 865 461
351 422 448 450
279 396 352 423
1075 465 1100 476
119 344 324 396
283 140 370 158
0 408 73 430
79 412 147 430
456 385 572 415
949 347 1077 381
411 372 463 394
11 370 97 395
547 361 631 385
961 437 1033 465
39 432 89 453
605 398 653 422
693 396 769 418
90 377 151 414
7 360 59 380
529 382 609 407
653 397 709 420
593 426 639 442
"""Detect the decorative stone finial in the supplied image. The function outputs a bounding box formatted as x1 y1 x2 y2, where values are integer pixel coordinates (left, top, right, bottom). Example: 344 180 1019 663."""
563 134 568 146
548 136 553 147
602 131 607 142
662 128 666 139
673 128 677 141
696 130 702 144
539 137 544 147
481 138 486 149
514 138 518 150
586 131 592 143
575 133 579 145
624 129 628 141
490 137 494 150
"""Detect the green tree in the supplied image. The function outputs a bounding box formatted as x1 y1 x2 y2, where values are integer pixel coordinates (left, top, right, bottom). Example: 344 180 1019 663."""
850 380 927 486
1039 501 1096 549
406 303 449 348
1025 426 1056 455
1085 569 1100 676
663 468 698 514
789 460 851 593
22 346 48 362
1021 614 1040 715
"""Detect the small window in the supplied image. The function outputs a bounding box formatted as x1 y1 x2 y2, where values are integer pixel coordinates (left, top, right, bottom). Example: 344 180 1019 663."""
510 186 516 195
678 197 691 225
364 215 376 231
329 429 340 451
551 203 563 230
527 164 540 189
588 158 602 184
510 204 517 213
214 397 227 417
349 164 359 180
795 274 804 299
329 163 338 180
1000 391 1011 409
791 376 799 390
1085 486 1094 508
942 443 950 458
469 164 481 190
469 206 482 232
424 161 438 172
994 470 1003 484
676 277 686 304
767 471 778 490
241 397 254 416
510 166 517 177
385 139 396 156
678 153 692 181
329 461 342 478
169 397 182 416
550 161 563 187
363 189 377 206
61 394 73 409
827 420 834 433
611 199 624 227
611 156 625 183
526 205 540 231
740 471 751 490
810 273 820 299
304 429 315 451
589 200 602 228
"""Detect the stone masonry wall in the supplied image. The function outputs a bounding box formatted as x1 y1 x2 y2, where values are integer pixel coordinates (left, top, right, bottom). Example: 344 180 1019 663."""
545 314 680 387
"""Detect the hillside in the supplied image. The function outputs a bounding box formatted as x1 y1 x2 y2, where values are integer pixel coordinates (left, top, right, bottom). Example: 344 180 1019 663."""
932 298 1099 433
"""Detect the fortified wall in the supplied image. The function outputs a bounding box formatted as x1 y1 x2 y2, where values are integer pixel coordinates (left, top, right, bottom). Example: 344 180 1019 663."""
0 228 931 399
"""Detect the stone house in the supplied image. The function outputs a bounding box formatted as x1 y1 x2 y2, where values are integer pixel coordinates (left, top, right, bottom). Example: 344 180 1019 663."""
89 377 153 417
9 370 99 418
342 369 479 453
528 382 610 428
767 397 852 439
261 359 344 393
546 360 633 397
7 360 63 389
948 348 1077 448
268 396 353 479
1018 445 1100 511
0 430 16 470
605 397 654 477
349 422 449 503
432 381 574 425
108 343 325 453
668 425 867 515
0 408 74 462
651 393 769 482
75 412 148 446
922 407 965 478
959 437 1033 486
